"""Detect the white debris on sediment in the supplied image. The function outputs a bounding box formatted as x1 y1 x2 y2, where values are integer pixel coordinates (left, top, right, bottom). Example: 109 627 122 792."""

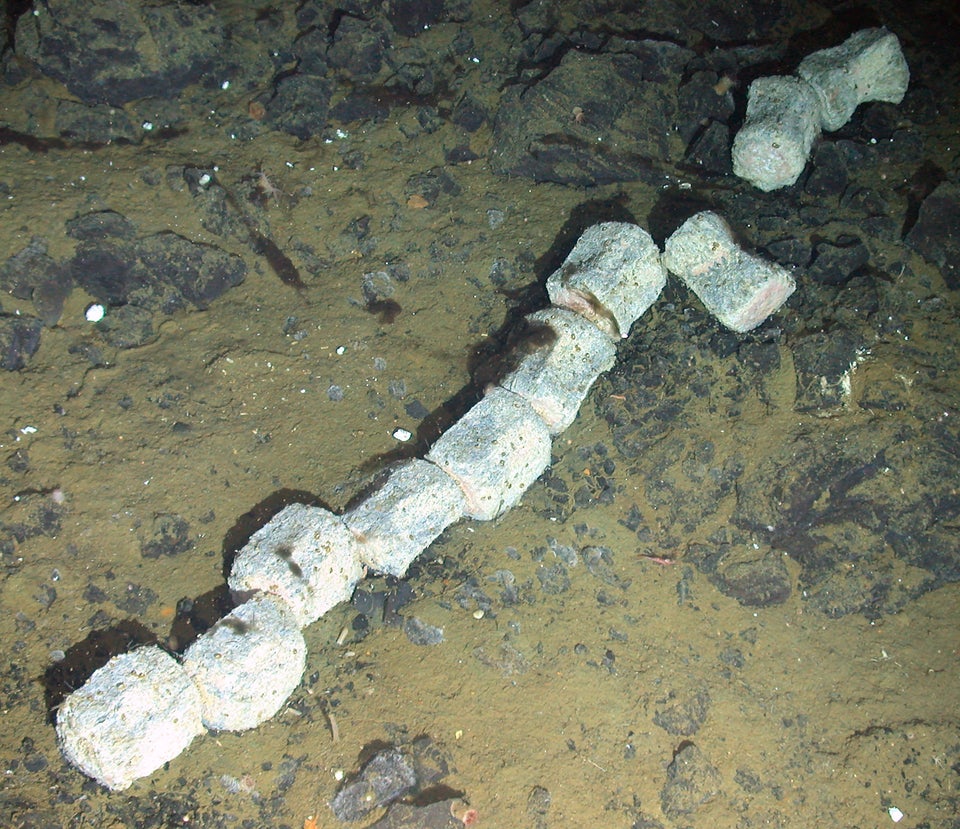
662 211 796 333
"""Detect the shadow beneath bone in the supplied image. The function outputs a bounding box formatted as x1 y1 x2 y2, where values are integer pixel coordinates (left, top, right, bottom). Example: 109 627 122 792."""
42 620 159 725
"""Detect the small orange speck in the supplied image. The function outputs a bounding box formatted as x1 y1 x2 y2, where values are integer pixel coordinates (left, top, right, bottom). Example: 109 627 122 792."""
583 468 591 476
406 193 429 209
248 100 267 120
158 605 176 621
713 76 736 95
303 816 319 829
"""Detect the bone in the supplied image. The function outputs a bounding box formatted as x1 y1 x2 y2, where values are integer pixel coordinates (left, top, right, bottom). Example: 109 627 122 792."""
344 459 467 577
181 593 307 732
499 307 617 434
797 27 909 132
732 75 823 192
56 646 204 791
662 211 796 332
228 503 363 627
426 386 552 521
545 221 665 339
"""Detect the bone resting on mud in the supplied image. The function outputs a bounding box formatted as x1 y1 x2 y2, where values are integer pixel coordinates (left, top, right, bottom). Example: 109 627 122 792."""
733 27 910 191
55 220 795 790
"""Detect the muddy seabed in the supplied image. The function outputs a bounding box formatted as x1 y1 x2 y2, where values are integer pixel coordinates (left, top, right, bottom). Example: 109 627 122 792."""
1 0 959 827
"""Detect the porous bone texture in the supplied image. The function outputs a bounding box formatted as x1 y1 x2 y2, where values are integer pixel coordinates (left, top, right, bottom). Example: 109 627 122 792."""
182 593 306 732
545 221 666 339
732 75 822 191
56 645 204 791
228 503 363 627
344 459 467 577
426 386 551 521
500 307 617 434
662 211 796 333
797 27 909 132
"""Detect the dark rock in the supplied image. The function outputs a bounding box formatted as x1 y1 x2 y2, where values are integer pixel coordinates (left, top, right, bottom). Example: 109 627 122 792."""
0 492 62 550
719 646 745 668
1 238 57 300
536 562 570 594
804 142 849 198
684 120 732 176
791 327 865 412
490 49 686 186
70 239 147 306
404 399 430 419
31 276 72 328
735 768 763 793
402 617 444 646
55 100 139 144
66 210 138 242
352 589 388 622
66 211 245 346
452 94 487 132
327 16 390 80
138 232 246 310
527 784 552 821
709 550 792 607
384 0 447 37
840 185 892 219
0 238 72 326
331 737 453 823
660 742 721 818
445 144 480 164
15 0 225 106
905 181 960 289
387 48 440 97
405 167 462 203
581 545 632 590
265 73 335 140
676 71 735 145
361 271 396 304
140 513 194 559
762 236 810 268
288 25 329 76
807 235 870 285
653 689 710 736
0 313 44 370
113 582 159 615
834 138 875 170
331 748 417 822
6 449 30 473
